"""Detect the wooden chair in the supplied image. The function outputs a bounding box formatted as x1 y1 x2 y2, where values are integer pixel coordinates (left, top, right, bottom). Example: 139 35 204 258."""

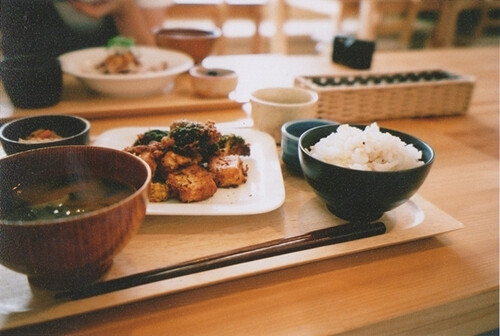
165 0 224 29
163 0 225 53
475 0 500 39
361 0 464 49
221 0 271 53
280 0 424 50
274 0 359 54
367 0 420 48
164 0 269 54
431 0 486 47
406 0 445 48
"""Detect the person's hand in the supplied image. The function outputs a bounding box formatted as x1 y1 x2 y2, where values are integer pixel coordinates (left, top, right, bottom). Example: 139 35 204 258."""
69 0 133 20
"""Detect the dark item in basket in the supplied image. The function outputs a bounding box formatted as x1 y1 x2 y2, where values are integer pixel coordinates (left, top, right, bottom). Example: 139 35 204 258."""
309 70 458 88
332 36 375 70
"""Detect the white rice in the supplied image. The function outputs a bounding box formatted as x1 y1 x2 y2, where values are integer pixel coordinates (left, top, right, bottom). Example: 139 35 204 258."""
308 123 424 171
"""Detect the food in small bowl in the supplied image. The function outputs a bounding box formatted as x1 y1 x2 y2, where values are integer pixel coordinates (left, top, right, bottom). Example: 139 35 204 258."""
0 115 90 155
281 119 338 173
189 66 238 98
154 27 221 64
0 146 151 290
59 45 193 97
299 123 434 221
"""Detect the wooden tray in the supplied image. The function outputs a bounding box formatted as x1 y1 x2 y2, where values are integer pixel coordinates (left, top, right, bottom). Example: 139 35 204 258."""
0 73 242 123
0 189 463 331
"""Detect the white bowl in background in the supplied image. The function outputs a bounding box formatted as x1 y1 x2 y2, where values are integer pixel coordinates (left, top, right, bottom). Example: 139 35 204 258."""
59 46 194 98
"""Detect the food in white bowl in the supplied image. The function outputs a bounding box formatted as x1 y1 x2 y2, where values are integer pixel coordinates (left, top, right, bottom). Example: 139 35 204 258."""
59 45 193 97
92 36 168 75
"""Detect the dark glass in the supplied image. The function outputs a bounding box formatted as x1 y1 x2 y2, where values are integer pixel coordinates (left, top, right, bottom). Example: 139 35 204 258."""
0 55 62 108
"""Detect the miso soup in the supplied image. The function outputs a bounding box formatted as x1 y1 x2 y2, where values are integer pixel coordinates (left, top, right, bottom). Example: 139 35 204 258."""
2 175 136 221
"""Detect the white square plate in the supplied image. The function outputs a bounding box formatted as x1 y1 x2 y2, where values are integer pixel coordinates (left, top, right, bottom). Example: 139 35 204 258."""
93 127 285 215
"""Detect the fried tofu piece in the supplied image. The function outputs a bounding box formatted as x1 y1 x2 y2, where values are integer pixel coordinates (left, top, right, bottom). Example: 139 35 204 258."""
97 51 140 74
208 155 248 188
166 165 217 203
160 151 201 174
149 182 169 202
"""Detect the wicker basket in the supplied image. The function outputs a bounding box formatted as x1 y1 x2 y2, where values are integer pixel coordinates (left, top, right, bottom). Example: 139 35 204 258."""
294 69 475 123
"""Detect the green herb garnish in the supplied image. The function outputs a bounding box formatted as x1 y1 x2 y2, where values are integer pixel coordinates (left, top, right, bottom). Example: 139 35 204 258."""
106 36 135 49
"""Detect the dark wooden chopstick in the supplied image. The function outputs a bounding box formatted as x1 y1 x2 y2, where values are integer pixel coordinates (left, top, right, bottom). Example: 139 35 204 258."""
55 221 386 300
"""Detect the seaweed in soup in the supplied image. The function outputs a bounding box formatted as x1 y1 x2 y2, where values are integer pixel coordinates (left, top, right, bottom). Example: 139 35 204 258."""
2 176 135 222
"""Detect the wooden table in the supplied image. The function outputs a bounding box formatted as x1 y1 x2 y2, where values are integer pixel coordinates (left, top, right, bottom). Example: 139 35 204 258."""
0 46 498 335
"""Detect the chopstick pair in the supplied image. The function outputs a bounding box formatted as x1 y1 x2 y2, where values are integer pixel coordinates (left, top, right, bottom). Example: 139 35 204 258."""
56 221 386 300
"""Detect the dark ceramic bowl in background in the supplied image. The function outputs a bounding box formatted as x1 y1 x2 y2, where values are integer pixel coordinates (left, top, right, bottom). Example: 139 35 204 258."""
0 146 151 290
0 55 63 109
154 27 221 64
299 124 434 222
0 115 90 155
281 119 338 173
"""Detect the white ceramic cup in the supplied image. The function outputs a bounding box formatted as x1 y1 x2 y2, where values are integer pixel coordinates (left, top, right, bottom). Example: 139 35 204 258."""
250 87 318 143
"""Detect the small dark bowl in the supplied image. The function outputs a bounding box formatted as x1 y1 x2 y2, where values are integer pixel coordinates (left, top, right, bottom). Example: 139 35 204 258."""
154 27 221 64
299 124 434 221
0 55 63 109
0 115 90 155
281 119 338 173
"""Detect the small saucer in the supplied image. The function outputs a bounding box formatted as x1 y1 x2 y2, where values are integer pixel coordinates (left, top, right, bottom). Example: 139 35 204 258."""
189 66 238 98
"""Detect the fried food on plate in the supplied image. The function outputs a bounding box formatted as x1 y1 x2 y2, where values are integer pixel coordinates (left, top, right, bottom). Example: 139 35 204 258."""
124 120 251 203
